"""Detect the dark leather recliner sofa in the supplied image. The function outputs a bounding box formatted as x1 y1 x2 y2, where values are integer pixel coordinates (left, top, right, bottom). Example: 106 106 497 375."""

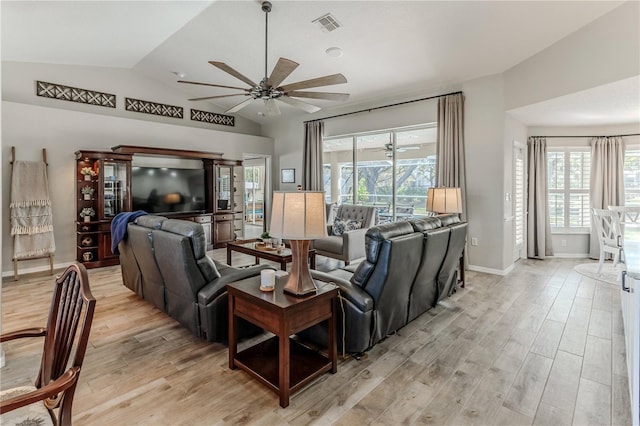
118 215 271 342
304 214 467 354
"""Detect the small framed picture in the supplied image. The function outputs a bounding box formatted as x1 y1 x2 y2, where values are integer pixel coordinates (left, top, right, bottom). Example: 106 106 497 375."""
281 168 295 183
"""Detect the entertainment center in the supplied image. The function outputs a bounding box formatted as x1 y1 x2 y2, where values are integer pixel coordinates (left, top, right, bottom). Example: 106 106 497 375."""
75 145 244 268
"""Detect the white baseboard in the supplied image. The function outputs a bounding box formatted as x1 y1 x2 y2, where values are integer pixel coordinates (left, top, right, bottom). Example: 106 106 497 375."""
467 263 515 276
2 261 75 279
551 253 590 259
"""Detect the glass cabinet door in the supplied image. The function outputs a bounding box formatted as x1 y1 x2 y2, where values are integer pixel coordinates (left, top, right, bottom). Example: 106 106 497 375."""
103 161 128 217
216 165 232 211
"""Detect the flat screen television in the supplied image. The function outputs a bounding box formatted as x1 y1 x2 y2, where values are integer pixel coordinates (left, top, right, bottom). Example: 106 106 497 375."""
131 167 206 214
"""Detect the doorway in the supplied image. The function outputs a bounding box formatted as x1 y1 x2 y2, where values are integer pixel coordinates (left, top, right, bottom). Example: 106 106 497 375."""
243 156 268 239
513 142 527 262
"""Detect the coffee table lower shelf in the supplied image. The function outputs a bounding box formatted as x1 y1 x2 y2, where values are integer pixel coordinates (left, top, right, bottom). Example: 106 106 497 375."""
235 336 332 395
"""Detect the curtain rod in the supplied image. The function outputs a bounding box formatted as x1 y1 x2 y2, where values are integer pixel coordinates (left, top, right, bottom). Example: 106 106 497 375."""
303 90 463 124
532 134 640 138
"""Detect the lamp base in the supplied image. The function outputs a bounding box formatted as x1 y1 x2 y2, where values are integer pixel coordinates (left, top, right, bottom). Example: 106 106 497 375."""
283 240 317 297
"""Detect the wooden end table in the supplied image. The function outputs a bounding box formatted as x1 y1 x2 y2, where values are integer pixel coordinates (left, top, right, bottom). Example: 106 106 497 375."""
227 238 316 271
227 275 338 408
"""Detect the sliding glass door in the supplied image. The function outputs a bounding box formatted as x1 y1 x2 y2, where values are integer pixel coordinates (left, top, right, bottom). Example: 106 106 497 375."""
323 124 436 223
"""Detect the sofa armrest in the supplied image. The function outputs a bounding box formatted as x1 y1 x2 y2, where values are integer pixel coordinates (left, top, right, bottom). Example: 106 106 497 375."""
342 227 368 261
311 270 373 312
197 264 275 305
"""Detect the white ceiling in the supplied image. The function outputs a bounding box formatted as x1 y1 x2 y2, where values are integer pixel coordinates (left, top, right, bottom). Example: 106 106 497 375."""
2 0 637 126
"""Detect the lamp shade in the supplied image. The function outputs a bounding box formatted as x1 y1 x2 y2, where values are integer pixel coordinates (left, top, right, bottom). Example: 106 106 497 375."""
269 191 327 240
427 187 462 214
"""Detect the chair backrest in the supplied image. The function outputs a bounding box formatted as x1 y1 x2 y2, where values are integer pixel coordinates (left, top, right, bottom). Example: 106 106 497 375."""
40 263 96 424
592 208 623 247
152 219 221 336
336 204 378 229
609 205 640 224
350 221 423 345
408 217 448 320
436 221 468 301
126 215 167 310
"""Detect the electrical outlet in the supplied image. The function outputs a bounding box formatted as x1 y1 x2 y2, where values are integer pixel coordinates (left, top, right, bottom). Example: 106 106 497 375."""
561 239 567 247
471 237 478 246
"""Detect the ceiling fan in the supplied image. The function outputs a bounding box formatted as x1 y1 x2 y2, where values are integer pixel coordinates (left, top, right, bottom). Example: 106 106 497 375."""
379 143 421 157
178 1 349 116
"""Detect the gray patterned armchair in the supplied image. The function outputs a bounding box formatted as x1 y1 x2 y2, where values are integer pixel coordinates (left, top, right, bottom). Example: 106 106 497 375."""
313 204 378 265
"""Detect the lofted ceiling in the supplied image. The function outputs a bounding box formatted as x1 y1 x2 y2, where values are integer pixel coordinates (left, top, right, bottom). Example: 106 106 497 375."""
2 1 637 126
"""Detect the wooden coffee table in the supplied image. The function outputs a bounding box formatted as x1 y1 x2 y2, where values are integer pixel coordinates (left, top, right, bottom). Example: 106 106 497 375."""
226 238 316 271
227 275 338 408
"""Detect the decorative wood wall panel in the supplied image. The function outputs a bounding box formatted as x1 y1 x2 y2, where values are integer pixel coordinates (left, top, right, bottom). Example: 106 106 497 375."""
125 97 184 119
36 81 116 108
190 109 235 127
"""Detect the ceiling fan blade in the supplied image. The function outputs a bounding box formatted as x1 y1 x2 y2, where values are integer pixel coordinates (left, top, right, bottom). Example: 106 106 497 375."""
279 96 321 114
267 58 299 89
286 91 349 101
279 73 347 92
188 93 248 102
178 80 249 91
226 97 255 114
209 61 257 87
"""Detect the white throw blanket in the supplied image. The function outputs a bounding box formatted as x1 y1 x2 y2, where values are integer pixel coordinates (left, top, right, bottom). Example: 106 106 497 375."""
10 160 56 259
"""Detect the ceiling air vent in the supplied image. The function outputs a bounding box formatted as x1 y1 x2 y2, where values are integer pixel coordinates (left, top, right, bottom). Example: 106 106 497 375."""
312 13 341 33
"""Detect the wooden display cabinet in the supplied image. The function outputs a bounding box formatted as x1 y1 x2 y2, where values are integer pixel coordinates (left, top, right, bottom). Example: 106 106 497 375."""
75 150 132 268
213 159 244 247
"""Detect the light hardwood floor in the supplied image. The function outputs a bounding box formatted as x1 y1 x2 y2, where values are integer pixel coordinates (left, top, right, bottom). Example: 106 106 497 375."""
1 254 632 425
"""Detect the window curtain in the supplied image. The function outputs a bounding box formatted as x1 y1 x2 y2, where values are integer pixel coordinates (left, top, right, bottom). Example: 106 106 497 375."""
589 136 625 259
303 120 324 191
436 93 467 221
527 136 553 259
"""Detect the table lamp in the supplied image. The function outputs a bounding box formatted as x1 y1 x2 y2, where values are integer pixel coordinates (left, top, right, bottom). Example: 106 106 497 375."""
426 187 462 215
269 191 327 296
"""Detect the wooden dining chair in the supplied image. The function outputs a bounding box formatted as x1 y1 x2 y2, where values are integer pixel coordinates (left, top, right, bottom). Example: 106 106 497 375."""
608 205 640 263
0 263 96 426
592 208 623 273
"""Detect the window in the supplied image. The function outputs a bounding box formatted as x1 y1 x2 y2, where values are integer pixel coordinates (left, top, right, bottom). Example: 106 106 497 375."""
624 148 640 205
547 148 590 232
323 125 436 222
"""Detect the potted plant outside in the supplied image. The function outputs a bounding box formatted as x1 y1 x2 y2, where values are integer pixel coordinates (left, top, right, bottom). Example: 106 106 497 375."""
80 167 97 181
80 207 95 223
81 186 94 200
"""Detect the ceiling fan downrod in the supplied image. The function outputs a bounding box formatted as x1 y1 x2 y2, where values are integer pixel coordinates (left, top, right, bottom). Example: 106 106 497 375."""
262 1 272 87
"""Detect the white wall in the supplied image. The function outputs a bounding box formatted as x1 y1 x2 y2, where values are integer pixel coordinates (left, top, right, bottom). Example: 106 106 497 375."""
528 123 640 257
504 1 640 111
1 101 273 275
461 74 509 273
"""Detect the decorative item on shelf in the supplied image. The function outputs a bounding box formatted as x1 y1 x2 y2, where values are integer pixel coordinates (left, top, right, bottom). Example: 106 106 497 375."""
426 187 463 215
269 191 326 296
81 236 93 247
80 207 95 223
80 167 97 181
82 252 93 262
81 186 94 200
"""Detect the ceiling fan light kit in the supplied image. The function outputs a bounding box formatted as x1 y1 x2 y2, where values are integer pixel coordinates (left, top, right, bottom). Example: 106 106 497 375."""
179 1 349 116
